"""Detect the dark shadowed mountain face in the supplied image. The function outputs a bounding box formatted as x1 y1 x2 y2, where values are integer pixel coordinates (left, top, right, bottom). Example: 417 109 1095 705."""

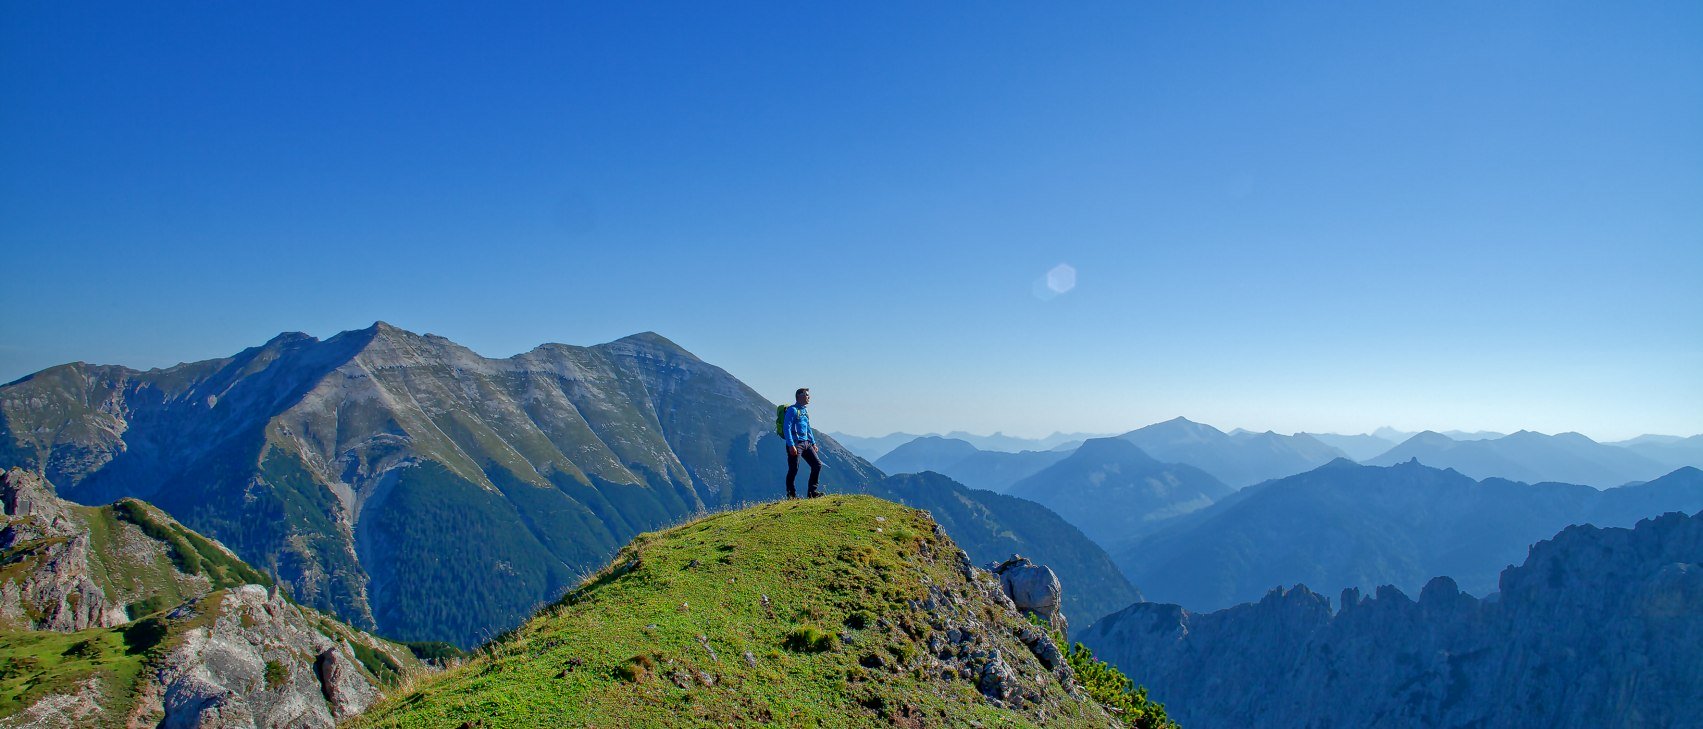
1082 509 1703 729
1117 418 1346 488
1006 438 1230 547
0 324 883 647
1365 429 1673 487
1114 460 1703 612
854 471 1142 626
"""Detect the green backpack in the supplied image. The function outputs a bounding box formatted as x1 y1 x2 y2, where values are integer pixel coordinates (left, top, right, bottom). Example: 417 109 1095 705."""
774 404 789 437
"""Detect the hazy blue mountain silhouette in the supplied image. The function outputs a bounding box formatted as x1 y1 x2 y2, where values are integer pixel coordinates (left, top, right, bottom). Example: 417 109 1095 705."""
873 436 982 476
826 431 928 461
1006 438 1231 546
1366 429 1672 487
1612 434 1703 472
1114 460 1703 612
1116 417 1345 488
874 435 1072 492
1300 432 1400 461
832 430 1105 461
941 431 1111 452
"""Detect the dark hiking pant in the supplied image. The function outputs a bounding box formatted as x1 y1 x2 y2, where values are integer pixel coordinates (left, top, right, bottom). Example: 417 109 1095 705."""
786 444 822 498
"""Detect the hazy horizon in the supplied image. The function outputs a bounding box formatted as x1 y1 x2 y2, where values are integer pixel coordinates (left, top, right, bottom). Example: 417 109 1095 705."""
3 4 1699 443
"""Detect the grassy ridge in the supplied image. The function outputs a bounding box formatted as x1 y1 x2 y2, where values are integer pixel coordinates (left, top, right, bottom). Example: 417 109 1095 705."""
355 496 1112 728
110 499 273 594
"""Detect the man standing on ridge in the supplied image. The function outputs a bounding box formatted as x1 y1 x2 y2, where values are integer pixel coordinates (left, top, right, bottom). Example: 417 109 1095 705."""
783 388 823 499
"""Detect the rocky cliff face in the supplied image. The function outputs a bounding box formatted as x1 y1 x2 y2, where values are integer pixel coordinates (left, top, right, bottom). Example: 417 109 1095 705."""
0 324 881 646
1081 509 1703 729
1 468 217 631
0 468 422 728
132 586 387 728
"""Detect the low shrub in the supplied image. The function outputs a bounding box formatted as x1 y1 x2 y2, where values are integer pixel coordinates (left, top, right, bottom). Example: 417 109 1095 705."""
783 626 838 653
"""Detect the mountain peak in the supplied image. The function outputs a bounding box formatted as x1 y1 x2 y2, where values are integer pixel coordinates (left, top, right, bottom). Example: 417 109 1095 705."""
263 330 316 346
364 320 409 335
1318 457 1362 470
1405 431 1455 445
605 331 699 360
1070 436 1158 464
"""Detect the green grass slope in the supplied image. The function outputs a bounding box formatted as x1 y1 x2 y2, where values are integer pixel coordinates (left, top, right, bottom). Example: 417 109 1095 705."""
0 622 152 724
355 496 1119 728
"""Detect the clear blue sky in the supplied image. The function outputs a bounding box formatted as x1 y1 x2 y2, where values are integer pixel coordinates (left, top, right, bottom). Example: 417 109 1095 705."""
3 2 1699 440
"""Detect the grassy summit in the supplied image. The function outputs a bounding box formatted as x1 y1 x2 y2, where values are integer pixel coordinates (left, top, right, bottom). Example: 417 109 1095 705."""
354 495 1118 727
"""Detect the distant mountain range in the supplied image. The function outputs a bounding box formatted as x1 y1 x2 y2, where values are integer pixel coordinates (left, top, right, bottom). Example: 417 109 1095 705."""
873 437 1070 492
860 424 1703 493
1298 432 1399 461
1612 434 1703 472
832 431 1105 461
1082 508 1703 729
1113 460 1703 612
1006 438 1230 547
1116 418 1346 488
1365 430 1675 487
1372 427 1507 442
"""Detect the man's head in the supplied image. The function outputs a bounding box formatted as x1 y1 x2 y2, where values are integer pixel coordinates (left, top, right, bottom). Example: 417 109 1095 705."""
795 387 810 406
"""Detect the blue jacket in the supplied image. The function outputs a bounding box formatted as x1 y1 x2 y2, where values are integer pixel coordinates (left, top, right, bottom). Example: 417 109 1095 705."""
783 405 815 447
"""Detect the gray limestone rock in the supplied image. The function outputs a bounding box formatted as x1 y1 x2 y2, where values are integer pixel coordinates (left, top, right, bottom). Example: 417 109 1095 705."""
990 554 1068 637
0 469 136 631
146 586 387 728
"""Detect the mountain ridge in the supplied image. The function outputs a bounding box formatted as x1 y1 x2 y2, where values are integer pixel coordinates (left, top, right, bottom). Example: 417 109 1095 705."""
1081 508 1703 729
1113 459 1703 611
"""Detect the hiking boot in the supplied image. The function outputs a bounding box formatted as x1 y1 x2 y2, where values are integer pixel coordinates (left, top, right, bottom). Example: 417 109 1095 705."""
807 488 823 498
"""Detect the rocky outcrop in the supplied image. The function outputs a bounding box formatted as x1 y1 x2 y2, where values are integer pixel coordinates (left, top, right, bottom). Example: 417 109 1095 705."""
990 554 1068 637
131 586 387 728
0 677 104 729
916 547 1078 712
1081 509 1703 729
0 470 423 727
1 468 132 630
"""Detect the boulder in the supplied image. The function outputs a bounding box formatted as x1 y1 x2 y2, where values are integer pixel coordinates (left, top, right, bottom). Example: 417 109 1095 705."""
990 555 1067 636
